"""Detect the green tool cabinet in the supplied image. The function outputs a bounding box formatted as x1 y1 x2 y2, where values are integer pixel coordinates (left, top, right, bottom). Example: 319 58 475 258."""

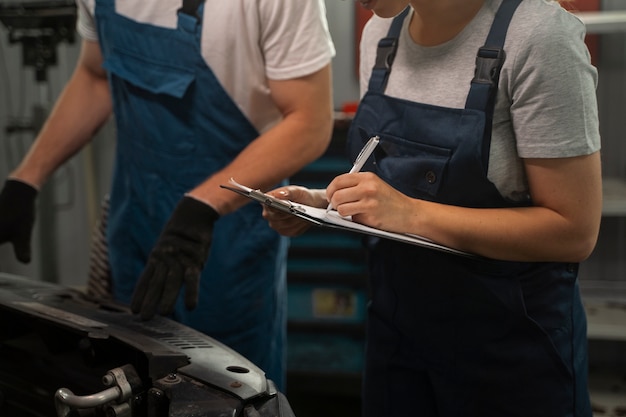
285 116 368 399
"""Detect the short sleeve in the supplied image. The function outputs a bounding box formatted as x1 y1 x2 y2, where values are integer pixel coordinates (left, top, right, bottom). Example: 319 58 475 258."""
259 0 336 80
506 8 600 158
76 0 98 41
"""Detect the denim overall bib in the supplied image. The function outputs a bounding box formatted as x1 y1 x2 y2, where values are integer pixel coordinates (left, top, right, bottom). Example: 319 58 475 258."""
94 0 288 389
347 2 591 416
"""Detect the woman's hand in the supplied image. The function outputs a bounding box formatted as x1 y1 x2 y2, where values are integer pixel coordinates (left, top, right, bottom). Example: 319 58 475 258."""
326 171 414 233
262 186 327 237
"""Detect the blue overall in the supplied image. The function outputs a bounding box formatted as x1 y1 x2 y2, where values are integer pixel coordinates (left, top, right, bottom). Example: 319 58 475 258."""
94 0 288 389
347 2 592 416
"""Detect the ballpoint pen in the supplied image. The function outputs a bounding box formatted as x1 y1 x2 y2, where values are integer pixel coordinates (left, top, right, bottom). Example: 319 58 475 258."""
326 135 380 212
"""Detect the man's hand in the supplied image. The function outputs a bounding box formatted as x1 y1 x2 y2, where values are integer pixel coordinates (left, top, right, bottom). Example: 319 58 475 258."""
0 179 38 263
131 196 219 320
262 186 325 237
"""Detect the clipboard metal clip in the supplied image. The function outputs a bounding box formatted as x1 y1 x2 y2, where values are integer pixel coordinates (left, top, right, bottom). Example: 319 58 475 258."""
220 178 305 215
248 189 305 214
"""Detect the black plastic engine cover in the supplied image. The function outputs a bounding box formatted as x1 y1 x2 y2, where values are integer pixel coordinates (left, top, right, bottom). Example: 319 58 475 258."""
0 272 295 417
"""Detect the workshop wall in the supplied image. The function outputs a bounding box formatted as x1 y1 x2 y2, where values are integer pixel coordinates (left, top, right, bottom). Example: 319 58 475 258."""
0 21 90 285
579 0 626 291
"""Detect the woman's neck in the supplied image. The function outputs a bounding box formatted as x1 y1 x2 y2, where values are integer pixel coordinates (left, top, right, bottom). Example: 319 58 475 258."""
408 0 485 46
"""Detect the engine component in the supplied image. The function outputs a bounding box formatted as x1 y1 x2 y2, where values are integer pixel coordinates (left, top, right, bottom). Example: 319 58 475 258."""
0 272 295 417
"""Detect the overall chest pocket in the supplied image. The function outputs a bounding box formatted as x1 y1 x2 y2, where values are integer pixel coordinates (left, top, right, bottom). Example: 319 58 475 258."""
104 48 199 156
104 48 195 98
375 134 452 199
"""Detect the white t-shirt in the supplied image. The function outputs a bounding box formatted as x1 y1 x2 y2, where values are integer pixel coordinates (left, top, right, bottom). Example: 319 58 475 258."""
360 0 601 201
76 0 336 135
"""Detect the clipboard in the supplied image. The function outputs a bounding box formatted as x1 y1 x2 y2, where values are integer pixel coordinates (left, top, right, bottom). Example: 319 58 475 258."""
220 179 321 224
221 178 474 258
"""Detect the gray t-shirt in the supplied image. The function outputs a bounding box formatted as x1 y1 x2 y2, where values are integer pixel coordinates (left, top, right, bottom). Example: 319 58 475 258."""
360 0 600 201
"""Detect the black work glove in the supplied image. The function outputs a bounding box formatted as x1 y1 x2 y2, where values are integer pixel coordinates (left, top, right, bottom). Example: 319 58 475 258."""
0 179 38 263
131 196 219 320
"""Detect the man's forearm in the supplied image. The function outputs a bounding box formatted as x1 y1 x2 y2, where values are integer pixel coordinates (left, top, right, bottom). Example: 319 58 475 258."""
11 68 112 188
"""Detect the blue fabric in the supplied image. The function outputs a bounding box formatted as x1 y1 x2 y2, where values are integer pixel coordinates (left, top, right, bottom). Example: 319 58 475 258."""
348 1 591 416
94 0 288 390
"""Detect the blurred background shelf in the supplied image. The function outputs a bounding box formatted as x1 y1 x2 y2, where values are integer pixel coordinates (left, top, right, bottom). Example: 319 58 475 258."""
575 10 626 34
602 177 626 216
284 118 365 417
589 371 626 417
584 299 626 341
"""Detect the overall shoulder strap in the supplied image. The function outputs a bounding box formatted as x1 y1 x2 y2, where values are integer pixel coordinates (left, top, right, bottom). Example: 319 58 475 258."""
465 0 522 112
177 0 205 36
179 0 204 18
368 6 411 93
465 0 522 170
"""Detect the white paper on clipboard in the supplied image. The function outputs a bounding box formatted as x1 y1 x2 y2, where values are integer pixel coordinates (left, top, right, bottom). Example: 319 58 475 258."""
220 178 474 258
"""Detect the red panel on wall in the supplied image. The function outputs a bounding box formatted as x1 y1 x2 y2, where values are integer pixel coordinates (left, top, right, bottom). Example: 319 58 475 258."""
562 0 601 12
354 6 373 77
